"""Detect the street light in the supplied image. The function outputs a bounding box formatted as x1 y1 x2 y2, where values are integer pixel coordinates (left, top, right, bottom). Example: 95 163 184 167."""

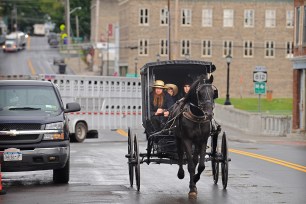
224 54 232 105
67 6 82 44
134 57 138 77
156 54 160 62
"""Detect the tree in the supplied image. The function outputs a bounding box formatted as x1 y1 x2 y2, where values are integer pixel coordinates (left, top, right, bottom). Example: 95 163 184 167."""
0 0 90 39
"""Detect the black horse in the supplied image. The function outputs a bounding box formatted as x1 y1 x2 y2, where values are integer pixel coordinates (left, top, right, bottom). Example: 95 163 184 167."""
171 74 215 199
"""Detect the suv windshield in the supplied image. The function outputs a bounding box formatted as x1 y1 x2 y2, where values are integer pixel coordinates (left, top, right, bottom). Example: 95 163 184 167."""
0 85 61 114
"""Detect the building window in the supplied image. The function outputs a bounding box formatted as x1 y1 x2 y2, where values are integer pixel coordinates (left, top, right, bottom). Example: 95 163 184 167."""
139 8 149 25
303 6 306 44
286 41 294 58
223 9 234 27
181 40 190 56
160 39 168 56
244 41 253 57
160 8 168 25
202 9 212 27
244 10 254 27
181 9 192 25
202 40 212 57
223 40 233 56
286 10 294 28
138 39 148 55
265 41 274 57
295 7 300 45
265 10 276 28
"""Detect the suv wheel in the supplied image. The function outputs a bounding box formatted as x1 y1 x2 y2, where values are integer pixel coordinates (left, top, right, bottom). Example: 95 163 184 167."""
53 158 70 184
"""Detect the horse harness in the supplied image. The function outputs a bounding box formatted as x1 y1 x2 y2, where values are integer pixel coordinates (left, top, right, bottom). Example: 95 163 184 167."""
182 103 212 123
182 81 214 124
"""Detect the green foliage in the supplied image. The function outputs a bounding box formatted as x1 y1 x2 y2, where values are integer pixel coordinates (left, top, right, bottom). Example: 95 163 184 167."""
0 0 90 39
215 98 293 115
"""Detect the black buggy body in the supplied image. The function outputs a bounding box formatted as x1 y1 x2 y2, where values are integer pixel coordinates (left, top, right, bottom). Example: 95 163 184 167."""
126 60 230 191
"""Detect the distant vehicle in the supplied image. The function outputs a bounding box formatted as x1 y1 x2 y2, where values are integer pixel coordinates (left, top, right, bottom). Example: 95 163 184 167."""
2 32 26 52
48 32 58 44
49 38 59 48
33 24 46 36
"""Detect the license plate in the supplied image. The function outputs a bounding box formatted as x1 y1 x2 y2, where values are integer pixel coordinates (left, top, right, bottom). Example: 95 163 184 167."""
3 148 22 161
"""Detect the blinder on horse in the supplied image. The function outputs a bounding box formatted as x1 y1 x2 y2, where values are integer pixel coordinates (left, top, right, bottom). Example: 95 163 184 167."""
182 76 216 123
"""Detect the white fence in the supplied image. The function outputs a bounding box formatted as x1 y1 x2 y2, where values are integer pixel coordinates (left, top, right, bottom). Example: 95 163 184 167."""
214 104 292 136
36 74 143 130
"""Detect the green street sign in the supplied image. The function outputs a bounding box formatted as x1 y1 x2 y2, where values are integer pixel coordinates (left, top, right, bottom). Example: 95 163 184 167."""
254 82 266 94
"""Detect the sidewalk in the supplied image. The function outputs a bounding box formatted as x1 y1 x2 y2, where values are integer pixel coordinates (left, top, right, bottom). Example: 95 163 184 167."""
65 57 100 76
219 124 306 145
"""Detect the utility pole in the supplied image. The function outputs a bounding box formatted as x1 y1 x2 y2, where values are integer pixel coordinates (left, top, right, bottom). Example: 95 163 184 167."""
107 28 109 75
167 0 171 60
174 0 179 60
76 15 79 38
66 0 70 44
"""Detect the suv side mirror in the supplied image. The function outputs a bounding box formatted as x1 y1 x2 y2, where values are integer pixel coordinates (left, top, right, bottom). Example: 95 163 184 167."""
65 102 81 113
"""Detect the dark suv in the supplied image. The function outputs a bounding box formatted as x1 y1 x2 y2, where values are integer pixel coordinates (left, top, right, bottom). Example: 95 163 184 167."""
0 80 80 183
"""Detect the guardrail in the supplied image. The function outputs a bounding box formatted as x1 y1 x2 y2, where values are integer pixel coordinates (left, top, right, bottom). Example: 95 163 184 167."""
214 104 292 136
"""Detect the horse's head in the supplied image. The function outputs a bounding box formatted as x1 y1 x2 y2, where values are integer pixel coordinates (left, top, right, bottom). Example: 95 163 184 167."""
186 74 216 118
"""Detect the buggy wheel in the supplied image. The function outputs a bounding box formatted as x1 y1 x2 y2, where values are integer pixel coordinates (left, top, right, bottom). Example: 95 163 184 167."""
127 127 134 187
221 132 229 189
134 134 141 191
211 133 219 184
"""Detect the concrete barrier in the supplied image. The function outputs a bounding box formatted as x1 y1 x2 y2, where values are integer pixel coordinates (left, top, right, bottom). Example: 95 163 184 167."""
214 104 292 137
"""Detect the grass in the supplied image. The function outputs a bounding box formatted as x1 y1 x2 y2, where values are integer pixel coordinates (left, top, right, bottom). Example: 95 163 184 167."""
215 98 293 115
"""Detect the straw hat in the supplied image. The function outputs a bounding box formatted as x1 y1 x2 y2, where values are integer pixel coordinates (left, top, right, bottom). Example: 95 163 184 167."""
151 80 166 89
165 83 178 96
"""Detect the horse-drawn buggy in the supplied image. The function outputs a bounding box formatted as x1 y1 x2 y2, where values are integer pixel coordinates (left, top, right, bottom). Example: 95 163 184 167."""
125 60 231 198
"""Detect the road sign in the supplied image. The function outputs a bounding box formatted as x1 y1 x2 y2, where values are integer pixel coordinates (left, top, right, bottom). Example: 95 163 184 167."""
60 24 65 31
254 82 266 94
255 66 267 72
253 71 267 82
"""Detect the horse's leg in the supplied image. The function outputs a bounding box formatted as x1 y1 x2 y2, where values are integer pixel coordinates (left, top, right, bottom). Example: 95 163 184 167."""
192 145 199 179
183 139 197 198
176 137 185 179
194 138 208 184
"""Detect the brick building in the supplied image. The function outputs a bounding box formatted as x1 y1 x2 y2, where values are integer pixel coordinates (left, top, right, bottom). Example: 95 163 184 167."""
93 0 294 98
292 0 306 133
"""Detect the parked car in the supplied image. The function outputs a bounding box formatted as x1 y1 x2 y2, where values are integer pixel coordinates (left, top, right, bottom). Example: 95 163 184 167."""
0 80 80 183
49 38 59 48
48 32 59 44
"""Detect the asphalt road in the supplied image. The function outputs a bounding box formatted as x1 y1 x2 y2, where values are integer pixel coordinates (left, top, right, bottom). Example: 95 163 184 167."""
1 129 305 204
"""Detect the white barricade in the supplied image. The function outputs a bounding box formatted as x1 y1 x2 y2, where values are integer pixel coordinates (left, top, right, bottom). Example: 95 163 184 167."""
40 74 143 131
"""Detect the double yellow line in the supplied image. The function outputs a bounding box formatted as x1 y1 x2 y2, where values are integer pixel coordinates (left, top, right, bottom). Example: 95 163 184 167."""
116 129 128 137
116 129 306 173
230 149 306 173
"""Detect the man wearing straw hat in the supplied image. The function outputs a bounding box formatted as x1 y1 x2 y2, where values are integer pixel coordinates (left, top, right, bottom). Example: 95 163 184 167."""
149 80 174 131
